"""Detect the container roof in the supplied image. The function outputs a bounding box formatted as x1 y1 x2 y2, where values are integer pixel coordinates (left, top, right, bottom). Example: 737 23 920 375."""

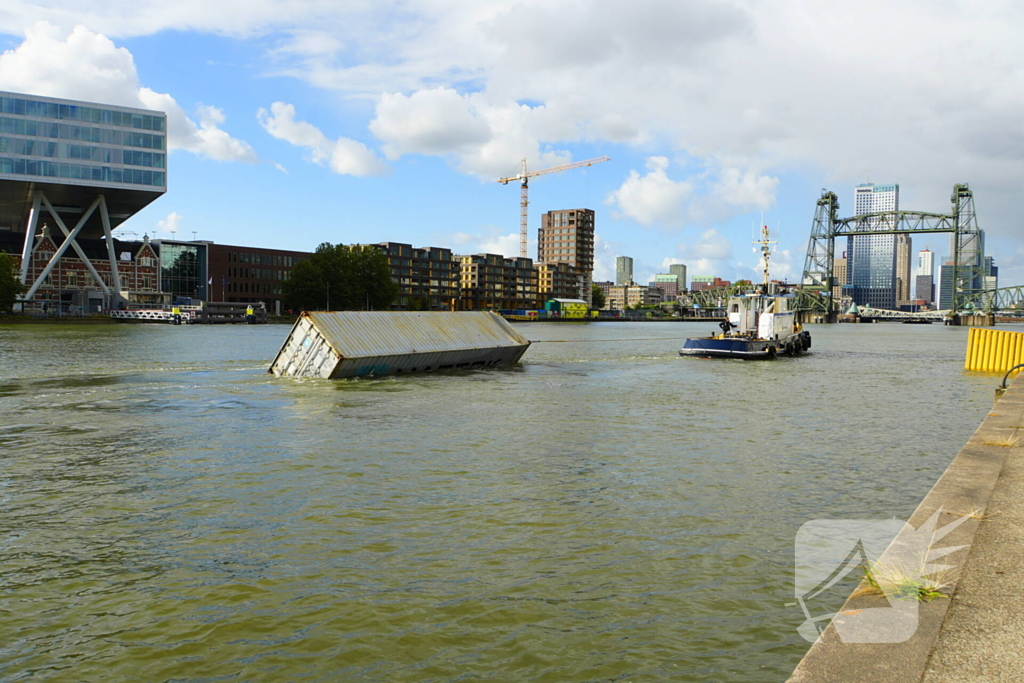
304 311 530 359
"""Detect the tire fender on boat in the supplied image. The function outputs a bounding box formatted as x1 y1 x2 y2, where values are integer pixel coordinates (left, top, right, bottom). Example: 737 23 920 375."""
767 346 776 358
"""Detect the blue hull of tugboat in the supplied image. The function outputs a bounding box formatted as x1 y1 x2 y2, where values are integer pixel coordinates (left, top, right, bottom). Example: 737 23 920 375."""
679 330 811 360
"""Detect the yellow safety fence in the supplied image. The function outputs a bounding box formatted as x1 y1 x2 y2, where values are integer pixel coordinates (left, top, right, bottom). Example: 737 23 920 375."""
965 327 1024 373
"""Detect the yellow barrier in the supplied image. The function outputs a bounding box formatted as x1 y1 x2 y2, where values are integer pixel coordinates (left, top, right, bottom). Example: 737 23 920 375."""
965 327 1024 373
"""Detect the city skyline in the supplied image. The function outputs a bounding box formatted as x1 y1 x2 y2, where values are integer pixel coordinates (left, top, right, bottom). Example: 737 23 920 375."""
0 6 1020 291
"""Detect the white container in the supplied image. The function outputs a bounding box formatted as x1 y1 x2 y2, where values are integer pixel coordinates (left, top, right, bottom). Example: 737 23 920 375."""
269 311 532 379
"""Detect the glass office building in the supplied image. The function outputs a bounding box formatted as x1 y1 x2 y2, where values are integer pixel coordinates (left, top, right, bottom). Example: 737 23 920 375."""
847 183 899 309
0 92 166 195
158 241 208 302
0 90 168 309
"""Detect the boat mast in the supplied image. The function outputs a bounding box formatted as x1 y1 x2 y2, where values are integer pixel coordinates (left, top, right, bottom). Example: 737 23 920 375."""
758 224 776 289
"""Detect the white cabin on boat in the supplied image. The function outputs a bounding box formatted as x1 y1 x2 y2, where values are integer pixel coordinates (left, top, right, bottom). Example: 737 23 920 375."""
726 293 797 341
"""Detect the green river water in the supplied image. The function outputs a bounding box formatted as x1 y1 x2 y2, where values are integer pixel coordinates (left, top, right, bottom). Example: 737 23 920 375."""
0 321 1006 682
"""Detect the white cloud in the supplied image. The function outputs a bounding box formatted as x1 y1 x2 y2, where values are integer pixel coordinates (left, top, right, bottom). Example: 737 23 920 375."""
0 22 257 162
693 229 732 260
371 88 491 160
257 101 389 176
441 225 532 259
369 88 576 178
605 157 693 227
156 211 183 236
605 157 777 228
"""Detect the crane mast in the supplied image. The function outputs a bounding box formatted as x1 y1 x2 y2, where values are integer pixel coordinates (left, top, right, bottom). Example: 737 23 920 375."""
497 156 610 258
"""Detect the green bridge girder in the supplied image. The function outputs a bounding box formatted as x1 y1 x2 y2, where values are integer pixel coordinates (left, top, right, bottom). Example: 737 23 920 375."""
686 286 1022 315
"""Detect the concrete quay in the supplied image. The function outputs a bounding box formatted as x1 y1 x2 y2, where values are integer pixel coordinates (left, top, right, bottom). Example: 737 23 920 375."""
788 375 1024 682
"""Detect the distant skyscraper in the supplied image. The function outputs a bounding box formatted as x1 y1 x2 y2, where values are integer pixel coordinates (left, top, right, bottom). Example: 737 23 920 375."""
915 248 934 303
939 260 955 310
918 249 934 278
615 255 634 285
539 208 595 303
848 183 899 309
895 234 912 303
833 255 848 301
668 263 687 290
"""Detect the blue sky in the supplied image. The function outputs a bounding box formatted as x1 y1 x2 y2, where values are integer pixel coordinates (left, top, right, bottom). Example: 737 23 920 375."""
0 1 1021 288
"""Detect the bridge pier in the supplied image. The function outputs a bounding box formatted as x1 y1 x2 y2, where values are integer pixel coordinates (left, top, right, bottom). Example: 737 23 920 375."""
797 310 835 324
947 312 995 327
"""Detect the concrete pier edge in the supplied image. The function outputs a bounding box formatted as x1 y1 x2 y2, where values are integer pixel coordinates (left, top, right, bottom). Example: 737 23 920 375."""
787 375 1024 682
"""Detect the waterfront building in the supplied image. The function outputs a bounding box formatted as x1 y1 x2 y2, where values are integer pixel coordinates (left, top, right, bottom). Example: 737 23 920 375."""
650 273 680 299
1 225 163 312
376 242 459 311
155 239 208 302
592 280 613 307
690 275 715 292
0 90 168 310
544 298 589 318
689 276 731 292
538 208 595 303
668 263 688 291
207 243 311 312
848 182 899 309
458 253 538 310
607 283 660 309
538 261 580 302
615 255 633 285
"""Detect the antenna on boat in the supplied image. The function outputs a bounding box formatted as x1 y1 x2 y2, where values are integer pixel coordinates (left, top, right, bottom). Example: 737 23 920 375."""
756 223 777 289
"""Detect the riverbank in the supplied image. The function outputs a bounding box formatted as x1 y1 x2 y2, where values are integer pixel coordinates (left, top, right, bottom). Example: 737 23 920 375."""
788 374 1024 682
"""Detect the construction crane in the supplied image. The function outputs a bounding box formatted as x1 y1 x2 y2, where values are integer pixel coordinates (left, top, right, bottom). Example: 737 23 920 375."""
498 156 610 258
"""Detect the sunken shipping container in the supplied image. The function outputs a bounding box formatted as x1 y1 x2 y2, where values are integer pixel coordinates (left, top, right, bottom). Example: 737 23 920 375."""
269 311 532 379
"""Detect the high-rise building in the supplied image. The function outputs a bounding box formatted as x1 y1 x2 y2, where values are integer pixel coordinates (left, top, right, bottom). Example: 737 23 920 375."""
895 234 912 303
833 254 848 301
668 263 687 290
651 273 680 299
848 182 899 309
939 261 955 310
915 248 934 303
1 90 168 310
918 249 934 278
915 275 934 306
538 208 595 303
615 255 633 285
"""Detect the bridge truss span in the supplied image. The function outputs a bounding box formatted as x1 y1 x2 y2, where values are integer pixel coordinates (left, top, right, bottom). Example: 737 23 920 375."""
800 184 989 315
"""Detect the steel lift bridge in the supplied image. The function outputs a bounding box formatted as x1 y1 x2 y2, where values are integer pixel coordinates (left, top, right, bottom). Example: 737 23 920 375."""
798 183 1022 318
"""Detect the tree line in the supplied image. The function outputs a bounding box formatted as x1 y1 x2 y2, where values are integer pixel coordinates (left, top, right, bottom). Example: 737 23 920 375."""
0 253 25 314
283 243 398 312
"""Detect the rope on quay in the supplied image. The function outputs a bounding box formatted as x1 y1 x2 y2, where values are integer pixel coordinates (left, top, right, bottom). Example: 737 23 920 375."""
529 337 689 343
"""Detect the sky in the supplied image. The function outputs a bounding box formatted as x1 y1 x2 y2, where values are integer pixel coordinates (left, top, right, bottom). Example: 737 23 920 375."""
0 0 1021 288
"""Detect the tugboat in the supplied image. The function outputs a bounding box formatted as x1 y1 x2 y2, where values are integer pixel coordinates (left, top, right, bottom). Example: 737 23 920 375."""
680 225 811 360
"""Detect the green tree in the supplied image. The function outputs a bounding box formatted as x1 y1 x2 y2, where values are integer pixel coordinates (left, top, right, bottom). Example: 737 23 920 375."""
283 243 398 312
591 283 606 309
0 252 25 314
